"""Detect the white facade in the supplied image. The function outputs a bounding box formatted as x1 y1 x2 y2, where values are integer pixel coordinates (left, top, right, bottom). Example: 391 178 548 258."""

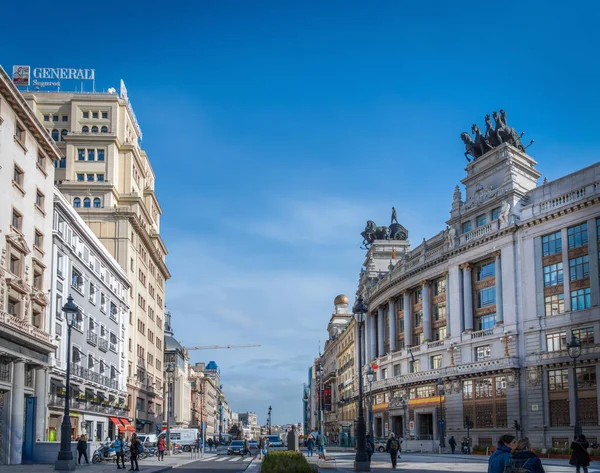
47 189 130 442
0 66 61 464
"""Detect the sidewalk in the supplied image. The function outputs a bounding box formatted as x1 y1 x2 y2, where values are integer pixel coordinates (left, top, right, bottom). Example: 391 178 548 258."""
3 451 206 473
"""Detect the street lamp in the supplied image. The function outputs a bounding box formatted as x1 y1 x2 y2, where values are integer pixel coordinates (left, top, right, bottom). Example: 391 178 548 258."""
268 405 272 434
316 362 324 438
199 388 205 456
166 363 175 452
55 295 80 471
437 377 446 449
366 367 374 437
303 388 309 436
568 334 582 437
400 398 408 438
218 395 224 444
353 295 370 472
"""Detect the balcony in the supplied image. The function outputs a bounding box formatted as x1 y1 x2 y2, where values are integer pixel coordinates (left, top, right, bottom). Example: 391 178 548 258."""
0 310 52 347
460 221 500 245
470 328 494 339
98 338 108 352
71 364 120 390
48 394 128 416
87 331 98 345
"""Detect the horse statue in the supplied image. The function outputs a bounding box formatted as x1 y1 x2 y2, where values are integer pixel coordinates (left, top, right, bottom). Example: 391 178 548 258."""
461 132 479 162
361 220 390 248
472 124 493 157
493 109 525 151
484 114 501 147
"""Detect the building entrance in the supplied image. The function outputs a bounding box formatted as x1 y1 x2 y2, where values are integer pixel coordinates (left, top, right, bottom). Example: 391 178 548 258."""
417 413 433 440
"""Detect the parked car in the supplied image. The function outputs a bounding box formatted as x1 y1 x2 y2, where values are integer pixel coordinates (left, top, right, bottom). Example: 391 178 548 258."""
374 438 387 452
227 440 245 455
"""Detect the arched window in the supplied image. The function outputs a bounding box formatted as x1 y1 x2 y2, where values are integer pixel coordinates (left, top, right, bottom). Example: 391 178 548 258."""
101 126 108 133
93 198 101 208
51 129 59 141
61 129 68 141
91 126 98 133
83 198 91 208
73 198 81 208
82 126 89 133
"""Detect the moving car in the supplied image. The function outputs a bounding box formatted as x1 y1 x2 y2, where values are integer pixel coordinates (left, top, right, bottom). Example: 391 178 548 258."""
227 440 245 455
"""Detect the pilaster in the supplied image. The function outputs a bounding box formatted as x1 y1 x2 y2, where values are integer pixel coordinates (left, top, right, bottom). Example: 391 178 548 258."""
461 263 473 332
422 281 431 342
388 299 396 353
403 292 412 347
11 360 25 464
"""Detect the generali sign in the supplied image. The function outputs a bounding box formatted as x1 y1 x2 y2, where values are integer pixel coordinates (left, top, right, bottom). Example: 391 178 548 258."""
12 65 95 88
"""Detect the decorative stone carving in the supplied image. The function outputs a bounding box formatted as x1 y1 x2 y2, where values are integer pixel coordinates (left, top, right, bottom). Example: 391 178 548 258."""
464 184 499 210
453 185 462 203
499 201 511 227
452 379 461 393
527 366 541 387
503 369 518 388
446 226 456 248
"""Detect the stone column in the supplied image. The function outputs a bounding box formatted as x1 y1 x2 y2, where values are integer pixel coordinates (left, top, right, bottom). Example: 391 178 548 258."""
494 251 504 325
35 367 48 441
422 281 431 342
377 307 385 357
461 263 474 332
363 313 369 365
388 300 396 353
403 292 412 347
369 313 377 361
444 272 451 337
11 360 25 464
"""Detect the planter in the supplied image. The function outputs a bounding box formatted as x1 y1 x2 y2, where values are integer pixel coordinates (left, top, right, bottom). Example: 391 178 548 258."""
472 451 487 455
547 454 571 459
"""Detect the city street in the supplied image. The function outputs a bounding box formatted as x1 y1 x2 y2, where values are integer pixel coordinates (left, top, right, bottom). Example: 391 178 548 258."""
175 455 254 472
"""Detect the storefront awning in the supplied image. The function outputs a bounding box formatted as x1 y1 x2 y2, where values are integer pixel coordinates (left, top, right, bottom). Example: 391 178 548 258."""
119 418 135 432
71 384 83 394
97 391 106 400
109 417 125 432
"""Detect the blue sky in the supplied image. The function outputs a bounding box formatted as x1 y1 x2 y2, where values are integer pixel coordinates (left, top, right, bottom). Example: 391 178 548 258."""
2 0 599 425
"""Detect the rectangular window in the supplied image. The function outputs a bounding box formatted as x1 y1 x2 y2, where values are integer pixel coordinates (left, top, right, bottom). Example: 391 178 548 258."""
462 221 472 234
572 327 594 346
434 278 446 296
62 115 68 122
476 214 487 227
34 230 44 248
15 123 25 142
414 310 423 327
37 152 45 167
548 369 569 391
10 254 21 276
491 207 501 221
52 115 59 122
101 111 108 119
36 189 45 208
433 302 446 320
410 359 420 373
568 223 588 249
413 289 422 304
569 256 590 281
478 287 496 307
477 261 495 280
97 150 105 161
413 333 424 346
92 111 98 119
71 268 84 292
475 345 491 361
78 149 85 160
478 314 496 330
89 283 96 303
88 149 95 161
571 288 591 311
542 231 562 257
393 364 401 376
543 262 563 287
12 209 22 231
546 332 567 352
430 355 442 369
97 174 105 182
87 174 94 182
13 165 24 186
576 366 597 389
433 326 447 341
43 115 49 122
545 294 564 316
77 174 84 182
83 111 89 119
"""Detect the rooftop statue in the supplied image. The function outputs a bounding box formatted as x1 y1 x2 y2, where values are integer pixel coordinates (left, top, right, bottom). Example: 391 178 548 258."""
361 208 408 249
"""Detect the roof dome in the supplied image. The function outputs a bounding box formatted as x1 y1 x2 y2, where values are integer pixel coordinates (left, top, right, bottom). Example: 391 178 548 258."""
334 294 349 306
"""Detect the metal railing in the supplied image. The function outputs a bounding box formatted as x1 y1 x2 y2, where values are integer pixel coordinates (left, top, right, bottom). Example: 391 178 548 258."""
71 364 120 390
87 331 98 345
98 338 108 351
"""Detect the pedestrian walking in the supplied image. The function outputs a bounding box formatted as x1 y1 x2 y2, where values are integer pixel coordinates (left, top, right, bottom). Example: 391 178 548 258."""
488 435 516 473
306 435 315 457
129 433 141 471
207 438 213 451
114 433 126 469
157 436 166 461
77 435 89 465
449 436 457 454
317 433 325 456
243 438 250 457
570 434 591 473
510 438 545 473
386 433 400 469
365 433 374 462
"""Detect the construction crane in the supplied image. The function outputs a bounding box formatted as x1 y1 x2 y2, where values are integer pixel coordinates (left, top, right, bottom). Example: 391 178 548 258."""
185 344 261 351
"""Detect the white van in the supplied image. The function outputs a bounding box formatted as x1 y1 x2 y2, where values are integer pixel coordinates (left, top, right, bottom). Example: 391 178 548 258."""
138 434 158 446
166 429 199 451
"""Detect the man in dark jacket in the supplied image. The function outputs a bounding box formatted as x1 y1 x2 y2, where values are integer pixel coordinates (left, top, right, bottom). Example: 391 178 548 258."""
386 433 400 469
488 435 516 473
570 434 591 473
449 436 457 454
365 434 374 461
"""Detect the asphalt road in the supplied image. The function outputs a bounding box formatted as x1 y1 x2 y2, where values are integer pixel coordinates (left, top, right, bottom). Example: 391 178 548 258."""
174 454 255 472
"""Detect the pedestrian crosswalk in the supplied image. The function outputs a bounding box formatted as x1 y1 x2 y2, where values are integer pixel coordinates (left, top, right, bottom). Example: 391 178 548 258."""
195 454 254 463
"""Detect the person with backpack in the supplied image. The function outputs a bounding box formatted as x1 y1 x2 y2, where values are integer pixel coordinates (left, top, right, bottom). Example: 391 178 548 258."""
129 433 141 471
509 438 545 473
488 435 516 473
317 433 325 456
207 438 213 451
449 436 457 454
365 433 374 461
570 434 591 473
114 433 126 469
386 433 401 469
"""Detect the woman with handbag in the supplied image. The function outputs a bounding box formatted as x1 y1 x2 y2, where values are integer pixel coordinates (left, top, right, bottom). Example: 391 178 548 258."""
570 434 591 473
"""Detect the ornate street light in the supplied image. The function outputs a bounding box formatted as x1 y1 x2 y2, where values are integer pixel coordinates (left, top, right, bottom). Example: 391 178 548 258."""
303 387 310 436
218 394 224 444
166 363 176 451
438 377 446 449
316 362 324 438
568 334 582 437
366 367 374 436
400 397 408 438
353 295 370 472
55 295 81 471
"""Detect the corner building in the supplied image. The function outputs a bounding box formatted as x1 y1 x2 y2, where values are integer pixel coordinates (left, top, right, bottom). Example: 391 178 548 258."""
358 143 600 449
23 89 171 434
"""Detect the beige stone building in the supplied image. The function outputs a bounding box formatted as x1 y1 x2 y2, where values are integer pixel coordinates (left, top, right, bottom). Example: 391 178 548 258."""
23 88 171 433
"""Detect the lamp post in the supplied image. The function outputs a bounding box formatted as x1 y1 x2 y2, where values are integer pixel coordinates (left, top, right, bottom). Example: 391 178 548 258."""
166 363 175 452
568 334 582 437
218 396 223 444
366 367 374 437
437 377 445 449
55 295 80 471
199 388 204 456
268 405 272 434
353 295 370 472
400 398 408 438
316 363 324 439
303 388 309 436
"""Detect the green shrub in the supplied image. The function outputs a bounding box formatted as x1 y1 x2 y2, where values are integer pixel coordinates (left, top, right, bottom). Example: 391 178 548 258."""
261 451 316 473
472 445 488 452
591 449 600 457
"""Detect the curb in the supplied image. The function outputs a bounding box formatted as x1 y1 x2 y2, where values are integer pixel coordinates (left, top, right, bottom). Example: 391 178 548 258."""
243 457 260 472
